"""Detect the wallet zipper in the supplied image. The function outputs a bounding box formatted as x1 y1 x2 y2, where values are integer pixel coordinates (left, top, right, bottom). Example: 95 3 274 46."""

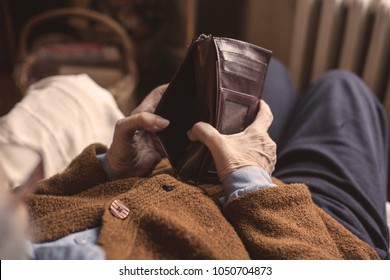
197 34 212 41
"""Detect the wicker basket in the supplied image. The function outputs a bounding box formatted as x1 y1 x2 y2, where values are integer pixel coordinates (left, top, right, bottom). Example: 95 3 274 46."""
14 7 139 114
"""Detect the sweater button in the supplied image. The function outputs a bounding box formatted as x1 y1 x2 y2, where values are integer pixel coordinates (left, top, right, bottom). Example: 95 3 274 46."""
110 199 129 219
162 185 174 192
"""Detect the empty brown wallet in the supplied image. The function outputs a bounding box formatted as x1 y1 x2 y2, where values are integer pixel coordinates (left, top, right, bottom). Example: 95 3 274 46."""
154 34 272 183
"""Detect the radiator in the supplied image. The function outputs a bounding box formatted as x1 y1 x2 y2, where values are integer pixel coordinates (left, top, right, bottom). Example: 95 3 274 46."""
289 0 390 102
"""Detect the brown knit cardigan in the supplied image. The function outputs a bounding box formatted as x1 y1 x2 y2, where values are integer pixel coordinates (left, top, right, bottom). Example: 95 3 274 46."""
25 144 379 260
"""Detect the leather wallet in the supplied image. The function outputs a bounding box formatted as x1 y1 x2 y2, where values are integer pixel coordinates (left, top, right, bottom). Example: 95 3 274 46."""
154 34 272 183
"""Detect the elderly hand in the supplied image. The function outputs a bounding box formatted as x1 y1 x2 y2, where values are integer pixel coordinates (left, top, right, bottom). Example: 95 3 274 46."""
187 100 276 181
106 84 169 178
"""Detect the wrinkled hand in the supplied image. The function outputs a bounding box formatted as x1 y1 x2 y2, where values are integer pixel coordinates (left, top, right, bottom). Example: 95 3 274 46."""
187 100 276 181
106 84 169 178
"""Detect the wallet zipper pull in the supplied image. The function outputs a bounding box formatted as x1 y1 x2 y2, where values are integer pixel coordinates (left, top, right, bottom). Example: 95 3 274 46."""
189 34 212 49
198 34 212 41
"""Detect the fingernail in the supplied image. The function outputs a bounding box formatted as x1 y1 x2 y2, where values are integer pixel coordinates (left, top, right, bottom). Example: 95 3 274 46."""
155 116 170 128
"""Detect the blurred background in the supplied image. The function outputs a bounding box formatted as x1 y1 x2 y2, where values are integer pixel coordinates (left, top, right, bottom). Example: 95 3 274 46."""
0 0 294 115
2 0 389 111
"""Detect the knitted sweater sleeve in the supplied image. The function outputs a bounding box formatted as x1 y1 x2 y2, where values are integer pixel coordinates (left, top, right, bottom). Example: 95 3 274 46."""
34 144 109 196
223 184 380 259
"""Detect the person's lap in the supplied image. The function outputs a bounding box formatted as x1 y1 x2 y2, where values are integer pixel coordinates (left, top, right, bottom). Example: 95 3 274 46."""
262 59 390 259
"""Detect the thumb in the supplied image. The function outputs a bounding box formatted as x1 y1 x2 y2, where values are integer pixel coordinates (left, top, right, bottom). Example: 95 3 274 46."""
250 100 274 131
187 122 221 148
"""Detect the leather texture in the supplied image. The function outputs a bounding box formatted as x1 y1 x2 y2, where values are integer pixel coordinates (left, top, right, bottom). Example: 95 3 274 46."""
154 35 272 183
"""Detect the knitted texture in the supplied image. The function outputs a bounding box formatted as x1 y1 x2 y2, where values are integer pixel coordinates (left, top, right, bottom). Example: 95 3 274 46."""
26 144 379 259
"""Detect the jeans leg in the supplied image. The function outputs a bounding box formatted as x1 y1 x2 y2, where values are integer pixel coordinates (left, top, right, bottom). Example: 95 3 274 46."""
262 58 298 145
273 70 389 259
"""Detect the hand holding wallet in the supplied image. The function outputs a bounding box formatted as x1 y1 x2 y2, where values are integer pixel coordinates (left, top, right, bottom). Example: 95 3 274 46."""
154 34 272 183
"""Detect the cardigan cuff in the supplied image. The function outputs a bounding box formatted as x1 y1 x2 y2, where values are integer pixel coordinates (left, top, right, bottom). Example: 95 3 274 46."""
220 166 275 207
96 153 118 181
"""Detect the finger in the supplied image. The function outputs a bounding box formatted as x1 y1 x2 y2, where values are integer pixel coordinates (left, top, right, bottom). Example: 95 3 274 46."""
249 100 274 131
131 84 169 115
117 112 170 135
187 122 221 148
